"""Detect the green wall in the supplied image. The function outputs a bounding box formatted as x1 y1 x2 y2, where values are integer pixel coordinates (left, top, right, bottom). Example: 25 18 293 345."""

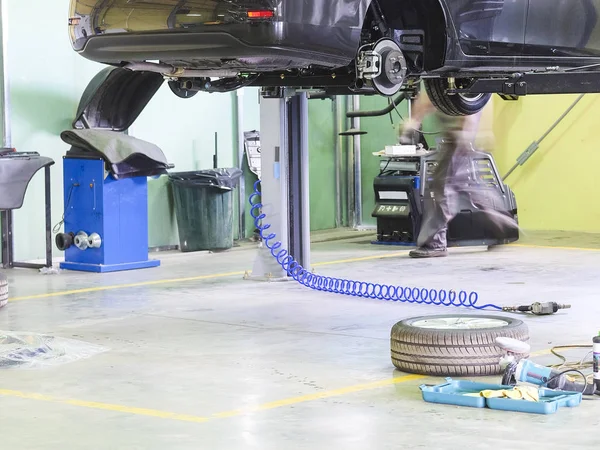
131 87 238 248
6 1 100 262
355 96 403 227
305 95 414 230
308 99 338 231
4 0 239 260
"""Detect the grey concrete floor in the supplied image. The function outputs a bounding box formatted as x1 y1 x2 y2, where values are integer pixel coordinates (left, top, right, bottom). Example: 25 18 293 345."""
0 235 599 449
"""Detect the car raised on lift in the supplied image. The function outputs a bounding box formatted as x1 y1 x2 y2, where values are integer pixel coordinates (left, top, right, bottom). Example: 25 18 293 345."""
68 0 600 115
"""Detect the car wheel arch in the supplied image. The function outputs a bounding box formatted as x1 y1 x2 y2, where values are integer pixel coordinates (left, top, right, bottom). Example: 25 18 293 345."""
374 0 452 71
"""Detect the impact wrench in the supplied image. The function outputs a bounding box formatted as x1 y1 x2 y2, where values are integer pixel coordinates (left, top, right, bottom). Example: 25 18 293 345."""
498 337 598 396
502 302 571 316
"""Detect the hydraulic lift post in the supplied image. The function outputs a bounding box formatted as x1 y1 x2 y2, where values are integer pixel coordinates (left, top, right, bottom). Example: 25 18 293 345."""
250 91 311 280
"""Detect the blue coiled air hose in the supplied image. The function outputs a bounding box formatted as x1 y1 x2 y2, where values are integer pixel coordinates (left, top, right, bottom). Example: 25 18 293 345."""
249 181 502 311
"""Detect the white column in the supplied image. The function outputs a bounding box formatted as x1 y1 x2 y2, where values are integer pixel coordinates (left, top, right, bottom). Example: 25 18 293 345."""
249 97 289 281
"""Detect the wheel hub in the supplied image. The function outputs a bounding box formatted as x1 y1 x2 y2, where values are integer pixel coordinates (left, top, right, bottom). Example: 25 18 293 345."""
411 316 510 330
458 92 486 103
356 39 407 96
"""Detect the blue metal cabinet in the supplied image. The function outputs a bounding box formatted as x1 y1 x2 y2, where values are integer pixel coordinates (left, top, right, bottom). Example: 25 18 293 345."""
60 157 159 273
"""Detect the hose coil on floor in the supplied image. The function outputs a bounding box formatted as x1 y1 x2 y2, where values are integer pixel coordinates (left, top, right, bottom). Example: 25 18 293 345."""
249 181 502 311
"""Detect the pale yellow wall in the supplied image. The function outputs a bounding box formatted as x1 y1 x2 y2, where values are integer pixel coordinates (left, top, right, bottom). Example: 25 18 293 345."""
487 94 600 232
474 96 495 151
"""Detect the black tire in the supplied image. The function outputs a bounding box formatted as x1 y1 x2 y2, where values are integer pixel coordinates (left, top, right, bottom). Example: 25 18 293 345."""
0 272 7 309
391 314 529 376
424 78 491 116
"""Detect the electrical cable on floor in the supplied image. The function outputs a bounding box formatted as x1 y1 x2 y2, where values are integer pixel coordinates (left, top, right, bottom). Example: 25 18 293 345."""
543 368 590 395
548 345 594 384
249 181 503 310
546 346 600 399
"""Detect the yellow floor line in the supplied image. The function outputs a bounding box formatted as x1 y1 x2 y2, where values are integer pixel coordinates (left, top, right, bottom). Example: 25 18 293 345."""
213 374 425 418
530 348 553 357
8 271 247 302
9 252 409 303
0 388 210 423
9 242 598 303
0 345 560 423
312 251 408 267
512 243 600 252
0 374 423 424
0 347 558 423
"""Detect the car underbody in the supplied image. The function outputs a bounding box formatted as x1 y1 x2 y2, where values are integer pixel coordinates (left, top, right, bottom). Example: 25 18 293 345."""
139 39 600 117
106 29 600 117
69 0 600 115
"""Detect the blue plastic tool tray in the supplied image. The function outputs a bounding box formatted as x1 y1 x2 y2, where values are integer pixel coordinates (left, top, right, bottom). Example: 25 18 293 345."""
420 378 582 415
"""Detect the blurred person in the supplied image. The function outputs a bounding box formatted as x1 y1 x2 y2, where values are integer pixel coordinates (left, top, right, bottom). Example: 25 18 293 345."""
397 92 518 258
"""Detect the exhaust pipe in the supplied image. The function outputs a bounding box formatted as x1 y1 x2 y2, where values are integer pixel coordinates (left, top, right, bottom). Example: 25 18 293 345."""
124 62 239 78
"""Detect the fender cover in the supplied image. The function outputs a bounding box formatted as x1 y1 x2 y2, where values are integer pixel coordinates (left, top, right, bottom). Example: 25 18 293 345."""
73 66 164 132
0 154 55 210
60 129 171 180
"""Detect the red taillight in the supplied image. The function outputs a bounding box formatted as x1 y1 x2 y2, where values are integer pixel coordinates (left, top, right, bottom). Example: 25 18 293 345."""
247 10 274 19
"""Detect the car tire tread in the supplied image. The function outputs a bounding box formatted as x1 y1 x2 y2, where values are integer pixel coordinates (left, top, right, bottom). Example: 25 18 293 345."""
391 314 529 376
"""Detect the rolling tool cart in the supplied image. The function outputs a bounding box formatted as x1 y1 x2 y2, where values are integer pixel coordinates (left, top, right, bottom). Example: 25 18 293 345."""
372 144 519 247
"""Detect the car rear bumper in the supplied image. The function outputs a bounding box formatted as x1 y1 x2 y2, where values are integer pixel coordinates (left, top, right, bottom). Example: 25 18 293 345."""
77 23 360 70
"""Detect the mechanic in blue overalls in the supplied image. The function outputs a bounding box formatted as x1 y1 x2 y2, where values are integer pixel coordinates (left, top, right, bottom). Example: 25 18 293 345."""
398 93 518 258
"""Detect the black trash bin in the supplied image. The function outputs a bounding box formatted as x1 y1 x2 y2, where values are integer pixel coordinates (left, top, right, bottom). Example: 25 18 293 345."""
169 168 243 252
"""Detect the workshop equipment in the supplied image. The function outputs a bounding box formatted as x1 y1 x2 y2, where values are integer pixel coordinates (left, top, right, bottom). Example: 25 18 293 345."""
419 337 594 413
54 66 171 273
498 337 598 395
0 149 54 270
502 302 571 315
420 377 582 414
55 130 171 273
371 144 519 247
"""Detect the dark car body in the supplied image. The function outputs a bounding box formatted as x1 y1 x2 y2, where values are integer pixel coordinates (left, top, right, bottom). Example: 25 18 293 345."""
69 0 370 71
68 0 600 114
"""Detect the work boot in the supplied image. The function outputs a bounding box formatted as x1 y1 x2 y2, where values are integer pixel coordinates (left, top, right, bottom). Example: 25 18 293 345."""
487 244 510 252
409 247 448 258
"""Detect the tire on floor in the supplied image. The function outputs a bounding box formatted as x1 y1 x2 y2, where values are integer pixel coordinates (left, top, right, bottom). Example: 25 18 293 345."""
0 272 7 309
391 314 529 376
